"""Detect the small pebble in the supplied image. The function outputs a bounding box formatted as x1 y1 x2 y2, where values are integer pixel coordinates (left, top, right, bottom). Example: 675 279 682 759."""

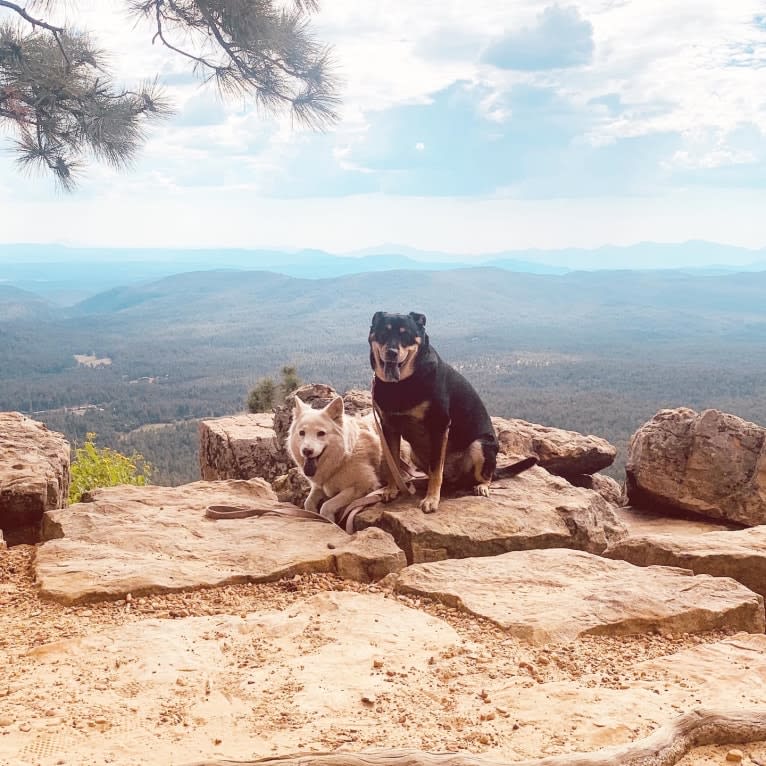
726 750 744 763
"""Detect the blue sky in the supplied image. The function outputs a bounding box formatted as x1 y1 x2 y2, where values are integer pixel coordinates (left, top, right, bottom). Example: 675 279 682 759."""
1 0 766 254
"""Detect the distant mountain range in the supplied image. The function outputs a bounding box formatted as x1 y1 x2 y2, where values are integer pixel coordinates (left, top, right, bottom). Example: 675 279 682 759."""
3 265 766 488
1 240 765 306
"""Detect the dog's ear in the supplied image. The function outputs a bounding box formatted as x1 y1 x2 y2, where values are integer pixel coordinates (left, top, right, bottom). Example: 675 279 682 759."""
293 395 309 414
370 311 385 327
324 396 344 422
409 312 426 328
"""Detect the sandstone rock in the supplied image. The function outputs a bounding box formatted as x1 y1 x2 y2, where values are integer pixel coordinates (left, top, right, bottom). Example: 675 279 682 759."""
501 633 766 758
5 583 766 764
566 472 626 506
392 549 765 643
35 480 405 603
355 465 627 563
0 412 70 544
198 412 288 483
341 388 373 416
615 505 737 536
605 525 766 602
492 416 616 476
626 407 766 526
3 592 468 764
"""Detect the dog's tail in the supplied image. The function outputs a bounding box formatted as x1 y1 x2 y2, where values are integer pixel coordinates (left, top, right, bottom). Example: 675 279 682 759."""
493 455 538 480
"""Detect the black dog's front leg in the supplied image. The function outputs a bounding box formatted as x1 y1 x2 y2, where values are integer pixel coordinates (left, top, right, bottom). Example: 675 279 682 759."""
421 413 450 514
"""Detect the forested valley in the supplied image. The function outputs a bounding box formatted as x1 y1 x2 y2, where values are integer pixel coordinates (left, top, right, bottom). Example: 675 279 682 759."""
2 266 765 485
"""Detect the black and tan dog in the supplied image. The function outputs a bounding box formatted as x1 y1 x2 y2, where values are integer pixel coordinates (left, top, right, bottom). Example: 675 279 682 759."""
369 311 537 513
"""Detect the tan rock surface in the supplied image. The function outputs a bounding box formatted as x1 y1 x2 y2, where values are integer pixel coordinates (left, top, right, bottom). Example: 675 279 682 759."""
604 525 766 601
2 548 766 766
492 416 616 475
355 466 627 563
627 407 766 526
0 412 70 544
198 412 288 482
392 549 765 643
35 480 405 603
615 505 737 536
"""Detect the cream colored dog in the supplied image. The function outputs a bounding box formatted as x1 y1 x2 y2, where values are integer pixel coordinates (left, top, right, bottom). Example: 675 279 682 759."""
288 396 383 522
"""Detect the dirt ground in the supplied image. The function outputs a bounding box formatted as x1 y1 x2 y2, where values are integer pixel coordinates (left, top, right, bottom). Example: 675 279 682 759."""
1 544 765 766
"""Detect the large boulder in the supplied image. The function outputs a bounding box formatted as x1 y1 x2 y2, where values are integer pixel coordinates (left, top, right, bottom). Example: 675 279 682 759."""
392 549 765 644
492 416 616 476
0 412 70 544
198 412 288 483
36 479 406 603
355 464 627 563
626 407 766 526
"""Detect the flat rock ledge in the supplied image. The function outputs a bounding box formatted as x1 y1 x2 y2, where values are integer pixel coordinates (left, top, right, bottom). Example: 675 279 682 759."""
627 407 766 526
605 525 766 602
0 412 70 544
35 479 405 604
391 548 765 644
355 466 628 564
492 416 617 476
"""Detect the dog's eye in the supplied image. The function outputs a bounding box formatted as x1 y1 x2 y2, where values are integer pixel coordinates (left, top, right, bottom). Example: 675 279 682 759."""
317 430 326 437
299 430 305 436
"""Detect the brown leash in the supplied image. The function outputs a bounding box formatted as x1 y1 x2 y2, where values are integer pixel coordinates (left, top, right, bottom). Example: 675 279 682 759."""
371 376 417 498
205 504 333 522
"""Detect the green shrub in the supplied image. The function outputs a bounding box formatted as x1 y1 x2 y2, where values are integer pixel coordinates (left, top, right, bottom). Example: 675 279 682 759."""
69 432 152 504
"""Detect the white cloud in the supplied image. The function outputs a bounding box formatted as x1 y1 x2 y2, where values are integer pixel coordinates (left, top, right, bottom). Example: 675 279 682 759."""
1 0 766 249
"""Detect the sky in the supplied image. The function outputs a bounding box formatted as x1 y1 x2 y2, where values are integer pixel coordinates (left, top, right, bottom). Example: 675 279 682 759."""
1 0 766 255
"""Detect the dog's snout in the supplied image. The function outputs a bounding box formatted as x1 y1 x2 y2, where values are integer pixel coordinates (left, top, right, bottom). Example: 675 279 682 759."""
301 446 314 457
384 347 399 361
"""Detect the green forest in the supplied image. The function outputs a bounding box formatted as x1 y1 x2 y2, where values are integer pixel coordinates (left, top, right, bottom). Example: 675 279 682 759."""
2 267 766 485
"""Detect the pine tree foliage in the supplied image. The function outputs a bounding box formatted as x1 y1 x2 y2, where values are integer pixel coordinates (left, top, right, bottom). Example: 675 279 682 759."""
246 365 303 412
0 0 338 189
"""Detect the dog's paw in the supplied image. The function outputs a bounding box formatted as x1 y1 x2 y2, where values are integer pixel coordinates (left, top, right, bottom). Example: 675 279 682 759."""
419 494 440 514
473 483 491 498
380 485 400 503
319 506 337 523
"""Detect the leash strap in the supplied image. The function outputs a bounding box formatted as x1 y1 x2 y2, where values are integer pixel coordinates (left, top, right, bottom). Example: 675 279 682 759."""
371 377 416 497
205 504 333 522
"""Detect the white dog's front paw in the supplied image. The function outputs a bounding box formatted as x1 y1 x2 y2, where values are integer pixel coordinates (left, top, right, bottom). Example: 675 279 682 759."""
380 485 400 503
319 505 338 522
473 483 491 498
419 494 440 513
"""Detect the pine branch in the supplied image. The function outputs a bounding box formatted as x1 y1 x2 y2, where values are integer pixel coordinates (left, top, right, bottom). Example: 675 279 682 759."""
0 0 64 35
